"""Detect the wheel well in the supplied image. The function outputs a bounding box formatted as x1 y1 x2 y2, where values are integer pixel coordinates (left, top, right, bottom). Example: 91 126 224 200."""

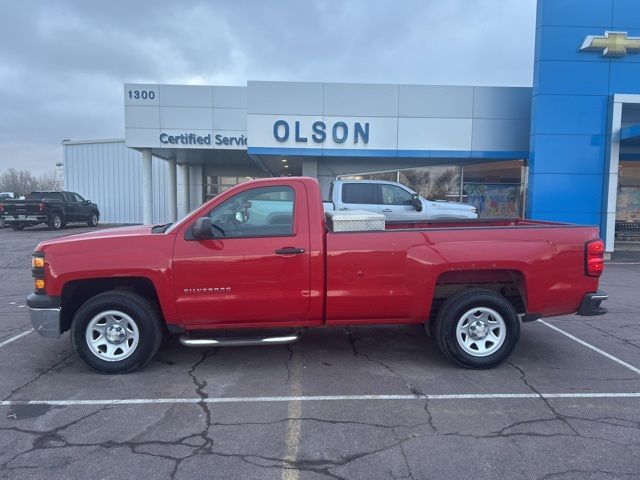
60 277 162 333
428 269 527 325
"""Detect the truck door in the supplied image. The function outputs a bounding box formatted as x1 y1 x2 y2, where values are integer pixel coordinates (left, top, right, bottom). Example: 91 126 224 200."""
65 192 88 221
71 193 91 220
172 182 312 327
379 184 424 222
62 192 79 221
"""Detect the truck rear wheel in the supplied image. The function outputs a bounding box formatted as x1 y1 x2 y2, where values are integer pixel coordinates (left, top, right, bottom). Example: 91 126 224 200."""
48 213 64 230
433 289 520 369
71 291 163 374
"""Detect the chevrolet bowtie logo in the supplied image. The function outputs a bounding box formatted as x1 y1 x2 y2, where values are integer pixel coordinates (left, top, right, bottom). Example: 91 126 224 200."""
580 31 640 57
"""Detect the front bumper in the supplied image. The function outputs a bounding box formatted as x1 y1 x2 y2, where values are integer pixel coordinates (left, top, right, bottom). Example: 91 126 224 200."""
577 290 608 316
26 293 61 338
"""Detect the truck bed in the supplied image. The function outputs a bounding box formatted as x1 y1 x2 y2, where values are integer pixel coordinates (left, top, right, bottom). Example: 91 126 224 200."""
383 218 573 230
325 218 600 325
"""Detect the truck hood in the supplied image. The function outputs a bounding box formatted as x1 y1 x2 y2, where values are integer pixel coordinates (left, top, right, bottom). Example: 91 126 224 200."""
37 225 155 248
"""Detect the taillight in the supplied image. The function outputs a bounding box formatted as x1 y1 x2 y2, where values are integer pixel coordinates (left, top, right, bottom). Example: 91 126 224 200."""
0 203 3 213
39 202 45 212
585 239 604 277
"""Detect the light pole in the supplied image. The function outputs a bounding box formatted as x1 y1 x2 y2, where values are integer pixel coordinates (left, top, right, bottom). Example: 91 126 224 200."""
55 162 64 190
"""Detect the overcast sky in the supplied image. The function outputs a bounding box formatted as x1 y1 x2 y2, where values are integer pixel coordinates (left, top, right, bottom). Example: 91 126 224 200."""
0 0 536 175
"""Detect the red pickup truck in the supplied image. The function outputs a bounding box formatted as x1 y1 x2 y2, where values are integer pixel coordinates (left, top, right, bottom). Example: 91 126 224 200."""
27 177 607 374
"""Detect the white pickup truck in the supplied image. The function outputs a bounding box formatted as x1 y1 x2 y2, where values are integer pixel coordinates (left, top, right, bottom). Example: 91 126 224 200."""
323 180 477 222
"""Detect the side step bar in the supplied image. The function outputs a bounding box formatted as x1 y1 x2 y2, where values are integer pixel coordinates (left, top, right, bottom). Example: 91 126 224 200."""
179 331 301 348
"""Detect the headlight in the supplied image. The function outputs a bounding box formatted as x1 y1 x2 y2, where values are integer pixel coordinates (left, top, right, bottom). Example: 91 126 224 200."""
32 252 45 294
32 256 44 269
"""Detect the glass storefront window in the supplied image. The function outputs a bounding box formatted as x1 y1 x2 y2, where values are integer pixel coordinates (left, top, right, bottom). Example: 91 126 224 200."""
616 161 640 239
203 170 257 201
340 159 525 219
401 166 461 202
462 160 524 218
343 166 461 201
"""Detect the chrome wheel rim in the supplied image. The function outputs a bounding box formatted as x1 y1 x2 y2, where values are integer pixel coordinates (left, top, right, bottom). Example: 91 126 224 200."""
91 214 98 225
455 307 506 357
54 216 61 229
85 310 140 362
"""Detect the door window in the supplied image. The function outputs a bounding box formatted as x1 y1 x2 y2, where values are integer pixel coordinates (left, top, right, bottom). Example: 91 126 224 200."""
381 185 413 205
208 186 294 238
342 183 378 204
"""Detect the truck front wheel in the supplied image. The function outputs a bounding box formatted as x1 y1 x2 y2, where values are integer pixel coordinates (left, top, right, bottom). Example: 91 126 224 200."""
71 291 163 374
433 289 520 369
87 212 99 227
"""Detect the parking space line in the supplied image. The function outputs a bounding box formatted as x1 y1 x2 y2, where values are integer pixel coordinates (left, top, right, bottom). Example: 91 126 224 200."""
0 329 33 348
1 392 640 407
282 353 302 480
538 319 640 375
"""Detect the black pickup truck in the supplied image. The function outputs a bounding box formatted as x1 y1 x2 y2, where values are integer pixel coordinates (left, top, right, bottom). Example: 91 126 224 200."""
0 191 100 230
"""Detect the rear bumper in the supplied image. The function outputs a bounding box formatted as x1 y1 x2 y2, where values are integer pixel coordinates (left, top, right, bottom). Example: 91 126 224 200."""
26 293 61 338
576 290 608 316
3 215 47 224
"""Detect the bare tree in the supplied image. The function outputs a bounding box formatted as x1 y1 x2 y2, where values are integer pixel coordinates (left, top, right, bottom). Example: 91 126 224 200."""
399 168 430 197
37 170 63 191
430 168 460 200
0 168 63 195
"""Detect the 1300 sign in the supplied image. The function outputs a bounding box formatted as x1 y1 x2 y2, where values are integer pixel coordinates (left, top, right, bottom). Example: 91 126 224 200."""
128 89 155 100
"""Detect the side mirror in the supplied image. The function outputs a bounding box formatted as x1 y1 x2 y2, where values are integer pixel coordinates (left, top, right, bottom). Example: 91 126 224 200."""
411 194 423 212
192 217 212 239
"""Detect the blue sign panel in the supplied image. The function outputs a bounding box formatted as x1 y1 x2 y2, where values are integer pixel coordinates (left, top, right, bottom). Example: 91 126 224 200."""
528 0 640 243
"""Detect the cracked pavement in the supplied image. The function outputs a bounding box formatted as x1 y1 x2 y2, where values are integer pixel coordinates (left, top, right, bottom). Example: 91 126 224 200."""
1 227 639 479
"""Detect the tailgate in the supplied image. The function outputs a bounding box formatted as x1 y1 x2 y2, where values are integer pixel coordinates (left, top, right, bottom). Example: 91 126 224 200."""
3 201 42 215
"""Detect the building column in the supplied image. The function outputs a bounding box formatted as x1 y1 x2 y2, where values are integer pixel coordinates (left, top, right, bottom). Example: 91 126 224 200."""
603 98 623 253
141 148 153 225
177 161 190 218
168 158 177 221
189 164 203 210
302 157 318 178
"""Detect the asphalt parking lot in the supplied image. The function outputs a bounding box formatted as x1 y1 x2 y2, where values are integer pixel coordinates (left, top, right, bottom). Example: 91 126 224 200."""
0 225 639 480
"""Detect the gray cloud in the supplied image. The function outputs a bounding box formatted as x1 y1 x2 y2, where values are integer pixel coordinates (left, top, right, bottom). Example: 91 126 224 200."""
0 0 536 174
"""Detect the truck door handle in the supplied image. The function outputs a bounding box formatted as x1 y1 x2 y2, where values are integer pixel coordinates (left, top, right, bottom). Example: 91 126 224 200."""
275 247 305 255
381 208 392 213
339 207 349 211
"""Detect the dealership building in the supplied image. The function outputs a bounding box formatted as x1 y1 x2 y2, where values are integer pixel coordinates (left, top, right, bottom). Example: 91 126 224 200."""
63 0 640 252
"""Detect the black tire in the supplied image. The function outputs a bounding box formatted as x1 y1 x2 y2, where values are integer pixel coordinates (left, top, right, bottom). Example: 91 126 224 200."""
48 213 64 230
433 289 520 369
71 290 164 374
0 217 4 228
87 212 99 227
11 224 24 231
